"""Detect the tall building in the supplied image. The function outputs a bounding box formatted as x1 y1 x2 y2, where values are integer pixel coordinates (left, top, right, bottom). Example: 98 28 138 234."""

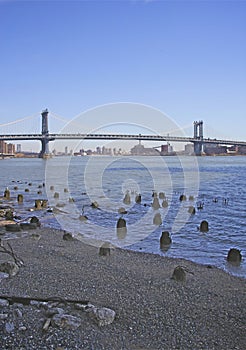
0 141 15 155
0 141 8 154
16 144 22 153
96 146 102 155
7 143 15 154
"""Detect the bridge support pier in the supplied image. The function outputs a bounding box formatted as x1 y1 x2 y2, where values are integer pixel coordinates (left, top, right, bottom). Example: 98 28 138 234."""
39 138 51 158
193 141 203 156
39 109 52 159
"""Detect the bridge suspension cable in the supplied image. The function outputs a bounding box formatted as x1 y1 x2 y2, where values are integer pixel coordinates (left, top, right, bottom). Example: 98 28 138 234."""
49 113 193 137
49 111 91 132
0 112 40 128
49 111 69 123
158 123 193 137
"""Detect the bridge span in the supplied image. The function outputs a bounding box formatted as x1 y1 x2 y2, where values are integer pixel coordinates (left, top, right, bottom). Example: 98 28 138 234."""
0 110 246 157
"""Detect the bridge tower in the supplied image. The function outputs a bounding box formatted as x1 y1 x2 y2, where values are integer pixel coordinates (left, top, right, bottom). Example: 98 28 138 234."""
193 120 203 156
39 108 51 158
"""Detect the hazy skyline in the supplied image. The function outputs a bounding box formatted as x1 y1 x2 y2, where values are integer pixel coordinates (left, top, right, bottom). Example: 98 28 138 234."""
0 0 245 151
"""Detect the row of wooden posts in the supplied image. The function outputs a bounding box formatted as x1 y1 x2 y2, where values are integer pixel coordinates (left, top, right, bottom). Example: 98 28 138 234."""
2 186 242 265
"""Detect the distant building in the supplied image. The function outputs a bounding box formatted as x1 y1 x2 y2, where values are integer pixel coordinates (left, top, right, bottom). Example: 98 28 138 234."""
204 144 228 155
0 141 15 155
73 148 87 156
16 144 22 153
184 143 194 155
0 141 8 154
96 146 101 155
227 146 238 154
101 146 112 155
86 149 93 156
160 143 174 155
131 141 159 156
238 146 246 154
7 143 15 154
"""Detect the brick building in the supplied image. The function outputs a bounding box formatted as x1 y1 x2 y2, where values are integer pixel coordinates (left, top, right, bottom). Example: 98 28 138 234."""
0 140 15 155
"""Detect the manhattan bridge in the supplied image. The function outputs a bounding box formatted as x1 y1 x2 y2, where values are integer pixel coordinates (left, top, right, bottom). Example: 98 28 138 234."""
0 109 246 158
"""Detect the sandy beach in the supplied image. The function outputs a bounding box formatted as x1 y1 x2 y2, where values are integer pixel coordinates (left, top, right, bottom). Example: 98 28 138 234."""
0 227 245 350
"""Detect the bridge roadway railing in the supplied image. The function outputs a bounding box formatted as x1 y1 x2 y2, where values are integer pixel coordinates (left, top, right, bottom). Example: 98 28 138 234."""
0 133 246 147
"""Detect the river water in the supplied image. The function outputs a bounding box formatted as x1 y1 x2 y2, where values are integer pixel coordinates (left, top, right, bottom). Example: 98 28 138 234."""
0 156 245 278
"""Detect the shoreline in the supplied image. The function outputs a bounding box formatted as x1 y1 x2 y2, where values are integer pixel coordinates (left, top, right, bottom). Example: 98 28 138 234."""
2 153 246 158
0 227 245 349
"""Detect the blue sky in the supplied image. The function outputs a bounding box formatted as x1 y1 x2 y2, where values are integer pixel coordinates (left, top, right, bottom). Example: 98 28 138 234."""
0 0 245 151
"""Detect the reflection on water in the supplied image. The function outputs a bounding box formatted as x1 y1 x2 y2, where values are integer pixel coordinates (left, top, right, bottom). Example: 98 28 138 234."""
0 155 245 278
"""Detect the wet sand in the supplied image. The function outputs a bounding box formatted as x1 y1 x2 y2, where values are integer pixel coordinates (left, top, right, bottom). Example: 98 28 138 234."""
0 227 245 349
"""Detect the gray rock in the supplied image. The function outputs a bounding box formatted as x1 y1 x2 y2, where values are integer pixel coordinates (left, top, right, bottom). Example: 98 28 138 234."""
80 302 95 312
90 307 116 327
15 308 23 318
30 300 48 308
75 303 91 311
0 272 9 280
5 224 21 232
0 313 8 320
0 298 9 307
31 233 41 240
63 232 74 241
51 313 81 330
43 318 52 331
0 261 19 276
20 222 37 230
45 307 64 317
5 210 14 220
30 216 41 226
5 321 15 333
171 266 186 282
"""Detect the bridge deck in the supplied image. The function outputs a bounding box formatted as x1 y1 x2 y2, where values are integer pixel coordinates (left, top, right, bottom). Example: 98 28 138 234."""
0 133 246 146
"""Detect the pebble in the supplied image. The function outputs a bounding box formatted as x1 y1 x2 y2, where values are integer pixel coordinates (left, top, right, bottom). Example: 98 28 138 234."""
0 313 8 320
0 298 9 307
51 313 81 330
15 308 23 318
5 321 15 333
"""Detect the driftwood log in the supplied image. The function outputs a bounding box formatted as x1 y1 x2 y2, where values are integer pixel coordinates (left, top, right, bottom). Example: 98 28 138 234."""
0 295 89 306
